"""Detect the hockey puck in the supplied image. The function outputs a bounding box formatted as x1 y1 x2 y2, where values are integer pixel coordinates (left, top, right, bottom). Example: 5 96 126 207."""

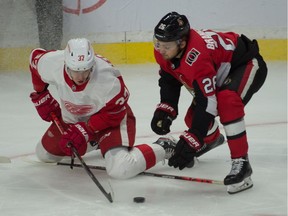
133 197 145 203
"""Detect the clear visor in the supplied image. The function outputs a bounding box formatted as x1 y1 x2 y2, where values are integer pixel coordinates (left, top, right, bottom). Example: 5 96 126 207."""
67 67 93 75
153 36 180 52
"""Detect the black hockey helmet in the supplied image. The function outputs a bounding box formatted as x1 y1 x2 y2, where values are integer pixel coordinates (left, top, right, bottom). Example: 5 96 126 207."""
154 12 190 42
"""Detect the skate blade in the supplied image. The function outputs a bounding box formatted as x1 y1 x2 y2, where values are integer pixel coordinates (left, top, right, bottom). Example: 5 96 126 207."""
227 176 253 194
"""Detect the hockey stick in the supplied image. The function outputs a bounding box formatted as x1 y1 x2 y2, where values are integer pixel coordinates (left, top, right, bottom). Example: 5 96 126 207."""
57 162 224 185
0 156 11 163
50 113 113 203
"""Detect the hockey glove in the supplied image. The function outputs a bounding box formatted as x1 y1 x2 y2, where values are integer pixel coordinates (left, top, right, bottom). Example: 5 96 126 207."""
30 90 61 122
151 103 177 135
59 122 94 156
168 130 203 170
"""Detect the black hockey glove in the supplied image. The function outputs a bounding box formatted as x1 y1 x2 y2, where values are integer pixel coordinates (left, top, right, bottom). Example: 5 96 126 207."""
151 103 177 135
168 130 204 170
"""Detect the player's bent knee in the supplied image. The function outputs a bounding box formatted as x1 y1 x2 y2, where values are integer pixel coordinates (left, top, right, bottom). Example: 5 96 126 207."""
106 162 129 179
217 90 245 123
105 147 141 179
105 150 130 179
35 141 64 163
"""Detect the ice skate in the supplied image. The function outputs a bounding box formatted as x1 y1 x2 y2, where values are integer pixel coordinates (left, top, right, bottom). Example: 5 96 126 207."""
153 136 177 159
224 155 253 194
226 176 253 194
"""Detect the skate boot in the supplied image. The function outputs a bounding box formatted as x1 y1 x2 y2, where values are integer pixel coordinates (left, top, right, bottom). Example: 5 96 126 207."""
224 155 253 194
185 133 225 168
153 136 177 159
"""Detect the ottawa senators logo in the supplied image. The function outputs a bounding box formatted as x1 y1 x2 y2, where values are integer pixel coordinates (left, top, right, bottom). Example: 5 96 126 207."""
185 48 200 66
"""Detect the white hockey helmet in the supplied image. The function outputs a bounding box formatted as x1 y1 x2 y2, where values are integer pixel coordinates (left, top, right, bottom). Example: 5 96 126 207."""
64 38 95 72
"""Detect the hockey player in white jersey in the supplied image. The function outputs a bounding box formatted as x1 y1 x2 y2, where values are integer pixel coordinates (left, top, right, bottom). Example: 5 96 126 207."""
29 38 175 179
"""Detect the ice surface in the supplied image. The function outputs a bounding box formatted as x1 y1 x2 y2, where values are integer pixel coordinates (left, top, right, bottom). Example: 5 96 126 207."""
0 62 287 216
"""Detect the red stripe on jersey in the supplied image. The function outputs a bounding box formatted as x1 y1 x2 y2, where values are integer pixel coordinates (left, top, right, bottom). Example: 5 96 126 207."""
29 48 49 92
135 144 156 170
237 60 253 96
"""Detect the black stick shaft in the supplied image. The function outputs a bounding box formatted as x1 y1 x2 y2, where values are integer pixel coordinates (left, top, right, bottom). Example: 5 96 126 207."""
51 112 113 203
70 146 113 203
57 162 224 185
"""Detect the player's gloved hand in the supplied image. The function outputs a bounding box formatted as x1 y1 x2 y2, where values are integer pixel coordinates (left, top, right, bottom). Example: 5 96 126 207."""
168 130 203 170
30 90 61 122
59 122 94 156
151 103 177 135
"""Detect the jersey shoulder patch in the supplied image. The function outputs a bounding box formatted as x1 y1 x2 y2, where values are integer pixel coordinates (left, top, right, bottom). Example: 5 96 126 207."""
29 48 47 70
185 48 201 66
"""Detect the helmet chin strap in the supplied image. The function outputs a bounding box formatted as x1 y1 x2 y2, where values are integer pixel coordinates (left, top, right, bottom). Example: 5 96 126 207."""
175 49 184 58
65 65 73 80
174 39 187 59
175 46 185 59
84 70 92 82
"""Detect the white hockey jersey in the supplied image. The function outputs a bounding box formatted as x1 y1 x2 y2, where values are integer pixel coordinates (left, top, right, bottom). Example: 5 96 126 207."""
29 49 129 132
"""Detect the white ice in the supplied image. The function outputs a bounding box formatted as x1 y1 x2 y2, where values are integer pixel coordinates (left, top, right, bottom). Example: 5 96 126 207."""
0 62 287 216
